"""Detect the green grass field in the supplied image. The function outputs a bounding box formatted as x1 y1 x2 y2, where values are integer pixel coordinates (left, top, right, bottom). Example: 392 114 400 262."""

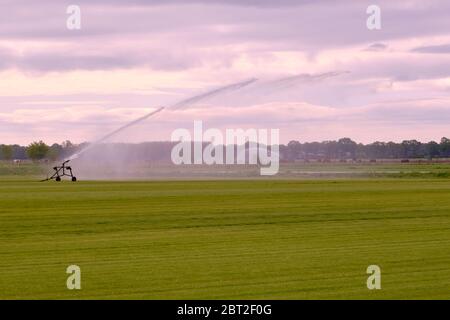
1 177 449 299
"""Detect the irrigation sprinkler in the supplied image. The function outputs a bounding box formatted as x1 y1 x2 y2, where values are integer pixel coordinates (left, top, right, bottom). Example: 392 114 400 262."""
41 160 77 182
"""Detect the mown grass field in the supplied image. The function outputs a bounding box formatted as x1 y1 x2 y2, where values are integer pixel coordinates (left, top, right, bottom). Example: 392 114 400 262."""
1 177 449 299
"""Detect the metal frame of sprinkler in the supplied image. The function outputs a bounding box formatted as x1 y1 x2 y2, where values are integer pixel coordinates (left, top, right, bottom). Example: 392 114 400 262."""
41 160 77 182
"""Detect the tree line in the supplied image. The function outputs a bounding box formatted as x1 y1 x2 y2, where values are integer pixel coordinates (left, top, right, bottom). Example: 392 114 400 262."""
1 137 450 162
281 137 450 161
0 140 81 161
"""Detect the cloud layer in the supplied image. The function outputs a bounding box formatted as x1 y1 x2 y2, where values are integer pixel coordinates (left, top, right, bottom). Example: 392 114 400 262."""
0 0 450 144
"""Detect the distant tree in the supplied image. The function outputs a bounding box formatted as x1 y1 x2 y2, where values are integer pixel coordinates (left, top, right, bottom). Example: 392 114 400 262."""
324 140 339 159
0 145 13 160
303 142 322 160
426 141 440 159
47 143 63 161
287 140 302 160
386 142 402 159
26 141 49 161
367 141 386 159
62 140 73 148
337 138 357 159
11 144 27 160
60 140 78 159
401 140 422 158
440 137 450 157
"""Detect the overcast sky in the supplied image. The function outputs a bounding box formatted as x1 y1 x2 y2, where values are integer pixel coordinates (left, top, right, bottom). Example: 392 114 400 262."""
1 0 450 144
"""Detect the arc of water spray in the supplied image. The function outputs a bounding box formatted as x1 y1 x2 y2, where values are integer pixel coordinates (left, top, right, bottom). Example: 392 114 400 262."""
68 107 165 160
171 77 258 110
67 78 258 161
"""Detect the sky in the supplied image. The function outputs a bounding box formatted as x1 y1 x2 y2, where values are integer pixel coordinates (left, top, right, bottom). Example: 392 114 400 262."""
1 0 450 145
